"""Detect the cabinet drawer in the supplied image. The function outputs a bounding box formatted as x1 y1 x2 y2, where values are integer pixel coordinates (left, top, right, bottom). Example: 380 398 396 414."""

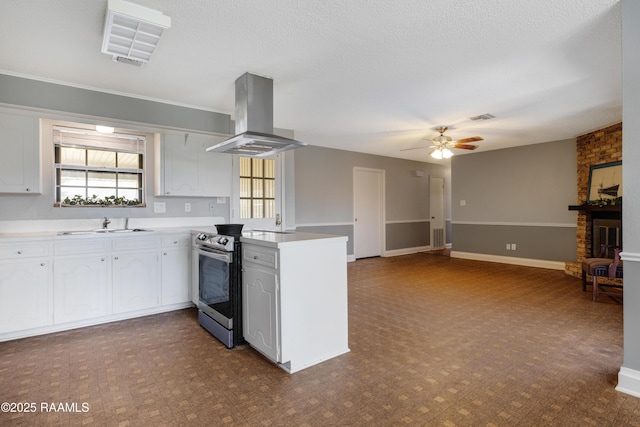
112 236 158 252
243 246 277 269
162 234 191 248
54 239 109 256
0 243 49 259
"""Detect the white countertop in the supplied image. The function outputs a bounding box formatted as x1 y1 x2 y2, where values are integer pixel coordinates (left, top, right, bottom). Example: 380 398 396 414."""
240 231 348 248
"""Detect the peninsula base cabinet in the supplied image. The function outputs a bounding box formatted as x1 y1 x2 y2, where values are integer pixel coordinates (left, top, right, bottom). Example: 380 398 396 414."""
242 233 350 373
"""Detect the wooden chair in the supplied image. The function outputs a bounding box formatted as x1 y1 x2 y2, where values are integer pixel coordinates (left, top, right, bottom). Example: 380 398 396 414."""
581 244 622 292
593 248 623 302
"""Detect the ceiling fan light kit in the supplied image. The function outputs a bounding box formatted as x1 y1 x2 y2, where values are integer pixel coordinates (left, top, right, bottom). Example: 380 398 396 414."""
402 125 483 160
431 147 453 159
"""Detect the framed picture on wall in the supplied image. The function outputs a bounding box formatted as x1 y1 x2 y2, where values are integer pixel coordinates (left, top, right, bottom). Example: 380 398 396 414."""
588 161 622 201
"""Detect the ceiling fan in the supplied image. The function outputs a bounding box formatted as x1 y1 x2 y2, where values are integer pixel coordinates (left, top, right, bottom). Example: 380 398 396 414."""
403 126 483 159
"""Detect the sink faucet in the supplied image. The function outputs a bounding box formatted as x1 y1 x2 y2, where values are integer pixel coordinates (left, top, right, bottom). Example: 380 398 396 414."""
102 217 111 229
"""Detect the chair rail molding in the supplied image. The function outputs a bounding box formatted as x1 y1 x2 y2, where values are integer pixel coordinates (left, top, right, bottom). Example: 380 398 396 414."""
620 251 640 263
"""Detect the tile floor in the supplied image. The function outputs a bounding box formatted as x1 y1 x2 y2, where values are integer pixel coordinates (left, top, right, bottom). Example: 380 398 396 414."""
1 252 638 426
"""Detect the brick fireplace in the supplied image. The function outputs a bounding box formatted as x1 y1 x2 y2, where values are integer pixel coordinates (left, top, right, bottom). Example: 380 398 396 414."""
565 122 622 277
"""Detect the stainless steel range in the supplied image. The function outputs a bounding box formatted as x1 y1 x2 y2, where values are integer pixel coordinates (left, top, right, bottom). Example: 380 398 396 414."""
195 232 243 348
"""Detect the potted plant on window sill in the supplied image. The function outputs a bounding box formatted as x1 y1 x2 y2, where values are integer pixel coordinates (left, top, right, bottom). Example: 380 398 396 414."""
55 195 145 208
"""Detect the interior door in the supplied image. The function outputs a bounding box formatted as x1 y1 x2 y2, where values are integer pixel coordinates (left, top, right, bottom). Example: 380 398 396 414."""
354 168 384 258
429 176 445 249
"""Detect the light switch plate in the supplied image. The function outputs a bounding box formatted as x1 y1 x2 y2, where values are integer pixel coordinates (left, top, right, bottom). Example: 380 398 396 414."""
154 202 166 213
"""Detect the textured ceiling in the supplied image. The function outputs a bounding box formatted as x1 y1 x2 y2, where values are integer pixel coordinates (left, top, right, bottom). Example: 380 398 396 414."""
0 0 622 162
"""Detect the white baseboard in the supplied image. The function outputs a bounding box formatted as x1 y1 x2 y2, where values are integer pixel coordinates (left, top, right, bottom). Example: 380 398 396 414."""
383 246 430 257
617 367 640 397
450 251 566 270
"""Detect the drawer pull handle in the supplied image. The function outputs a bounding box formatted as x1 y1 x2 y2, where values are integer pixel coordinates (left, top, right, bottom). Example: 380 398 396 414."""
173 241 178 244
253 255 258 259
164 252 168 255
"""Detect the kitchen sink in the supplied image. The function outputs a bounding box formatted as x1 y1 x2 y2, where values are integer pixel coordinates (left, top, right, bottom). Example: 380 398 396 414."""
57 228 151 236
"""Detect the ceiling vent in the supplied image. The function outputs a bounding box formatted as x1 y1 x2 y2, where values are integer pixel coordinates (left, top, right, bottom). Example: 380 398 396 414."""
469 113 496 121
101 0 171 66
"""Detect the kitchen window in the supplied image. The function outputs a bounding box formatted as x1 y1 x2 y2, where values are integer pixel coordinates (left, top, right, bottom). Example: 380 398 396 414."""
53 125 145 207
239 157 275 218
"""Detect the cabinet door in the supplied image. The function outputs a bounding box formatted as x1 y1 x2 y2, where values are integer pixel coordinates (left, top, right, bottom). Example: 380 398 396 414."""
243 266 279 362
0 111 40 194
53 256 109 323
112 251 159 314
157 132 231 197
0 259 49 333
161 248 190 305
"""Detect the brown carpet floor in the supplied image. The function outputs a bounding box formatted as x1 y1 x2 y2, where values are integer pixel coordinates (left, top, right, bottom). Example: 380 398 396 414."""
1 253 637 426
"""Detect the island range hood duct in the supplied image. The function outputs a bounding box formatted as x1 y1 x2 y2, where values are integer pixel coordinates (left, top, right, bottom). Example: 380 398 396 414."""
206 73 306 157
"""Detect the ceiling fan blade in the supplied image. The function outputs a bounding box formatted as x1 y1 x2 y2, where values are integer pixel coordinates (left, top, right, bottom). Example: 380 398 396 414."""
455 136 483 144
453 143 479 150
401 146 432 151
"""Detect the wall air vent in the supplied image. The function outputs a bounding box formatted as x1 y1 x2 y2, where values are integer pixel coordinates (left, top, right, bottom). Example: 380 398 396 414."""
469 113 495 121
101 0 171 66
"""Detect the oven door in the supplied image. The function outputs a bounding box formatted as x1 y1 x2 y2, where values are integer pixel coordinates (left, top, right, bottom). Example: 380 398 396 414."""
197 246 233 329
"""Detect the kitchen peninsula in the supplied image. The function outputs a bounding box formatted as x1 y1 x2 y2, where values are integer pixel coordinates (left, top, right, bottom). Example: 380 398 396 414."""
241 231 349 373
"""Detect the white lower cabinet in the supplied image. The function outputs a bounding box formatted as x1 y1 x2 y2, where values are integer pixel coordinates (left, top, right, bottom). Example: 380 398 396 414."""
53 256 109 323
0 259 50 333
161 234 191 305
112 251 159 314
1 231 193 341
243 265 279 362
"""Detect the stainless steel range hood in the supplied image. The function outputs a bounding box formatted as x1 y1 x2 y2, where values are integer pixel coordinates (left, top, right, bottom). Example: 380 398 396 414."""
206 73 306 157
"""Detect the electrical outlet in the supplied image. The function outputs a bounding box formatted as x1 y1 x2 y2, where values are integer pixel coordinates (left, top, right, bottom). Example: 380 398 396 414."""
506 243 511 250
185 203 191 212
154 202 166 213
209 202 215 211
511 243 517 251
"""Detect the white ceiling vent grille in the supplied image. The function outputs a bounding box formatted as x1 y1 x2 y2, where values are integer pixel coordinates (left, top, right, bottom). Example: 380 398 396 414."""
101 0 171 66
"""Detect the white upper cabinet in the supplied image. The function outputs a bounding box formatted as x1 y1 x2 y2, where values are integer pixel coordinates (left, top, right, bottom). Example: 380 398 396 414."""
155 132 232 197
0 111 40 194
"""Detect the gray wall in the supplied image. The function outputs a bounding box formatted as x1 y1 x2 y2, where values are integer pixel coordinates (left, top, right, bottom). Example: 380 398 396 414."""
293 145 450 256
622 0 640 376
451 139 577 262
0 74 230 134
0 75 231 223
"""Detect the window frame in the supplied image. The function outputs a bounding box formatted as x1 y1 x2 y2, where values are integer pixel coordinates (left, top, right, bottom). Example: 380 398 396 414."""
239 157 276 219
53 125 146 207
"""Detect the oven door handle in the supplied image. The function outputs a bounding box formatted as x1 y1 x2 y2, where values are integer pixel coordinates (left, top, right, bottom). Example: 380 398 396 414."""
197 247 232 263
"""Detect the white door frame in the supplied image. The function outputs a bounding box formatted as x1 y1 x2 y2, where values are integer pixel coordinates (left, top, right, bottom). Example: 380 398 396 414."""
429 176 445 249
353 167 385 258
